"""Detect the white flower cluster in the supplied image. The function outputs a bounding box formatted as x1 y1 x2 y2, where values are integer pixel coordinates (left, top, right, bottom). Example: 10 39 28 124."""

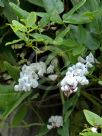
47 58 58 81
14 59 58 92
14 62 46 92
61 53 95 96
47 115 63 130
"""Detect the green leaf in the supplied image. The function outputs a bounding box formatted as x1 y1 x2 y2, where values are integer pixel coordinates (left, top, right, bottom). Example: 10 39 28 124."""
62 39 79 48
78 0 99 11
0 46 16 65
83 110 102 126
12 105 27 127
70 25 99 50
12 20 27 32
0 84 31 121
10 21 28 42
9 2 29 19
56 27 70 38
42 0 64 14
3 61 20 81
30 33 53 44
57 121 70 136
63 13 93 24
0 84 15 109
6 39 22 46
3 0 18 22
70 111 85 136
2 91 31 121
63 8 102 24
63 0 86 19
53 37 63 46
27 0 43 7
80 132 102 136
12 30 28 42
0 0 4 7
72 45 86 56
63 90 80 122
49 10 63 24
31 93 39 100
26 12 36 27
35 126 50 136
39 14 50 28
36 12 47 17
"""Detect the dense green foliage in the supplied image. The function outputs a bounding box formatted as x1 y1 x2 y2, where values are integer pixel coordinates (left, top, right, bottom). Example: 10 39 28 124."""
0 0 102 135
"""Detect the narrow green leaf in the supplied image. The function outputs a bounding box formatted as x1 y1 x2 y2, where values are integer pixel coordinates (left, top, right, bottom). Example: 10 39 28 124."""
35 126 50 136
9 2 29 19
63 0 86 19
12 105 27 127
57 121 70 136
6 39 22 46
2 92 31 121
63 90 80 122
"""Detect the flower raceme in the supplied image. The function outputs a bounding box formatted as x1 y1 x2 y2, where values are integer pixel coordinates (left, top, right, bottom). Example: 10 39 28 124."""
14 53 95 93
14 60 58 92
60 53 95 97
47 115 63 130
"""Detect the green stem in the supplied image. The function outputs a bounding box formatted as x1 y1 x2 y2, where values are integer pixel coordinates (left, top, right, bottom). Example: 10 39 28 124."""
60 90 65 105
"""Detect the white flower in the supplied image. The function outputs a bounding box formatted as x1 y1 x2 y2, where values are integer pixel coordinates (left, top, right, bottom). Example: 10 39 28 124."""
66 75 78 87
48 74 58 81
51 58 58 66
47 115 63 130
61 75 78 88
14 85 19 91
91 127 97 133
30 62 46 77
86 53 94 64
79 76 89 85
47 65 54 74
47 124 53 130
